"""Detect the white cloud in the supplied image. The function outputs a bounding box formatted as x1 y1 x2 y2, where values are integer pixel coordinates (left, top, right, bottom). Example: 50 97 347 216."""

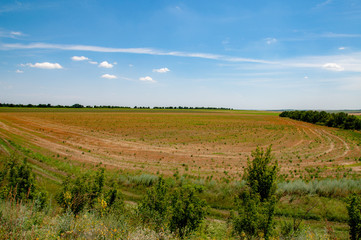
98 61 113 68
101 74 117 79
338 47 345 50
304 76 309 79
1 42 272 64
265 38 277 45
322 63 344 71
16 69 23 73
89 61 98 64
153 67 170 73
71 56 89 61
0 30 25 39
129 64 134 67
26 62 63 69
10 31 23 36
139 76 156 83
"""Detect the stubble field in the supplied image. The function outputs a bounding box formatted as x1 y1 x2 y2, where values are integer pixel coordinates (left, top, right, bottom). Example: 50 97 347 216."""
1 108 360 181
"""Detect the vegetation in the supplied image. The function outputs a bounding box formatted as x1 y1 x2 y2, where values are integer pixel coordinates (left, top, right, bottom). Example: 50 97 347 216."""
0 157 47 209
1 108 360 239
0 102 232 110
280 110 361 130
347 194 361 240
232 146 279 239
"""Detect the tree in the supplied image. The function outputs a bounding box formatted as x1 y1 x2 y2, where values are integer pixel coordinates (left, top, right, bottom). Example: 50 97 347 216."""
347 194 361 240
232 146 279 239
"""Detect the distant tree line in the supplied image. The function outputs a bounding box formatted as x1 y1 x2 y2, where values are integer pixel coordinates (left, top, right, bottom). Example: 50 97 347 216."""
280 110 361 130
0 103 232 110
152 106 232 110
0 103 131 109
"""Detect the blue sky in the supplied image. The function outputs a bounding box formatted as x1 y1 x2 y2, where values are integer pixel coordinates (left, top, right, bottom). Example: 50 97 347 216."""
1 0 361 109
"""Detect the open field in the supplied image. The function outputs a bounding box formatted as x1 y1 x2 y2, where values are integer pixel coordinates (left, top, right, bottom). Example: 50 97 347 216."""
0 108 360 181
1 108 361 239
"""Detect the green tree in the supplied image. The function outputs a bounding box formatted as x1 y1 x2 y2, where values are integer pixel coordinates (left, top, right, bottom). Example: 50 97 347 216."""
347 194 361 240
232 146 279 239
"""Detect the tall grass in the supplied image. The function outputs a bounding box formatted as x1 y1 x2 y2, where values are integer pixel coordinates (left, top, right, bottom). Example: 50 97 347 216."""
278 179 361 197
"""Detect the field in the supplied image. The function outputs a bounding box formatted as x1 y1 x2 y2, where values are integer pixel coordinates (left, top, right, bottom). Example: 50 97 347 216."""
1 108 361 239
0 108 360 180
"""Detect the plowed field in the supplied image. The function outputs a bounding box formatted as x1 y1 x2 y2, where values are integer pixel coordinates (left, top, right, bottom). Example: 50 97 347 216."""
1 108 360 179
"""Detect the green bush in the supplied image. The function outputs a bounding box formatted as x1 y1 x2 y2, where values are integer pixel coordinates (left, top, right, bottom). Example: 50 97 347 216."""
232 146 279 240
138 178 208 238
347 194 361 240
138 177 170 231
56 168 123 215
169 184 208 238
0 156 48 209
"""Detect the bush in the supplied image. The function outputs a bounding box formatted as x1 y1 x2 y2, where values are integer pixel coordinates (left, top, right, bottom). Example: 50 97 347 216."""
169 184 208 238
0 156 48 209
56 168 123 215
232 146 279 240
138 178 208 238
347 194 361 240
138 177 170 231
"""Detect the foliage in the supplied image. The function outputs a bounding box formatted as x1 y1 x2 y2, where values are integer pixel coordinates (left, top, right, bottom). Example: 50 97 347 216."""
56 167 123 215
0 156 47 209
347 193 361 240
138 177 170 231
138 178 208 238
244 146 278 202
280 110 361 130
169 184 208 238
232 146 279 240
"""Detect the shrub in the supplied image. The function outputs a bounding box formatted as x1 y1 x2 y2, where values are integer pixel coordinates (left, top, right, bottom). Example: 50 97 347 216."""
56 167 123 215
232 146 279 240
347 194 361 240
169 184 208 238
138 177 170 231
0 156 48 209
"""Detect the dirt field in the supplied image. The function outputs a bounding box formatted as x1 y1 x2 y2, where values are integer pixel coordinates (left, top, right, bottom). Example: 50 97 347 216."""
0 108 360 179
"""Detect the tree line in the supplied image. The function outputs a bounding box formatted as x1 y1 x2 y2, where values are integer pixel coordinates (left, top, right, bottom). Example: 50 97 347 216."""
280 110 361 130
0 103 232 110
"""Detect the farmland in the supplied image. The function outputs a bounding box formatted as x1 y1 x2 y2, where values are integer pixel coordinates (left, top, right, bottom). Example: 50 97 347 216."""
1 108 361 239
0 108 360 180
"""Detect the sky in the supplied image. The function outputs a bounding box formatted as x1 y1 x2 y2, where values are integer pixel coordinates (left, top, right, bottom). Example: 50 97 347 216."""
1 0 361 110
